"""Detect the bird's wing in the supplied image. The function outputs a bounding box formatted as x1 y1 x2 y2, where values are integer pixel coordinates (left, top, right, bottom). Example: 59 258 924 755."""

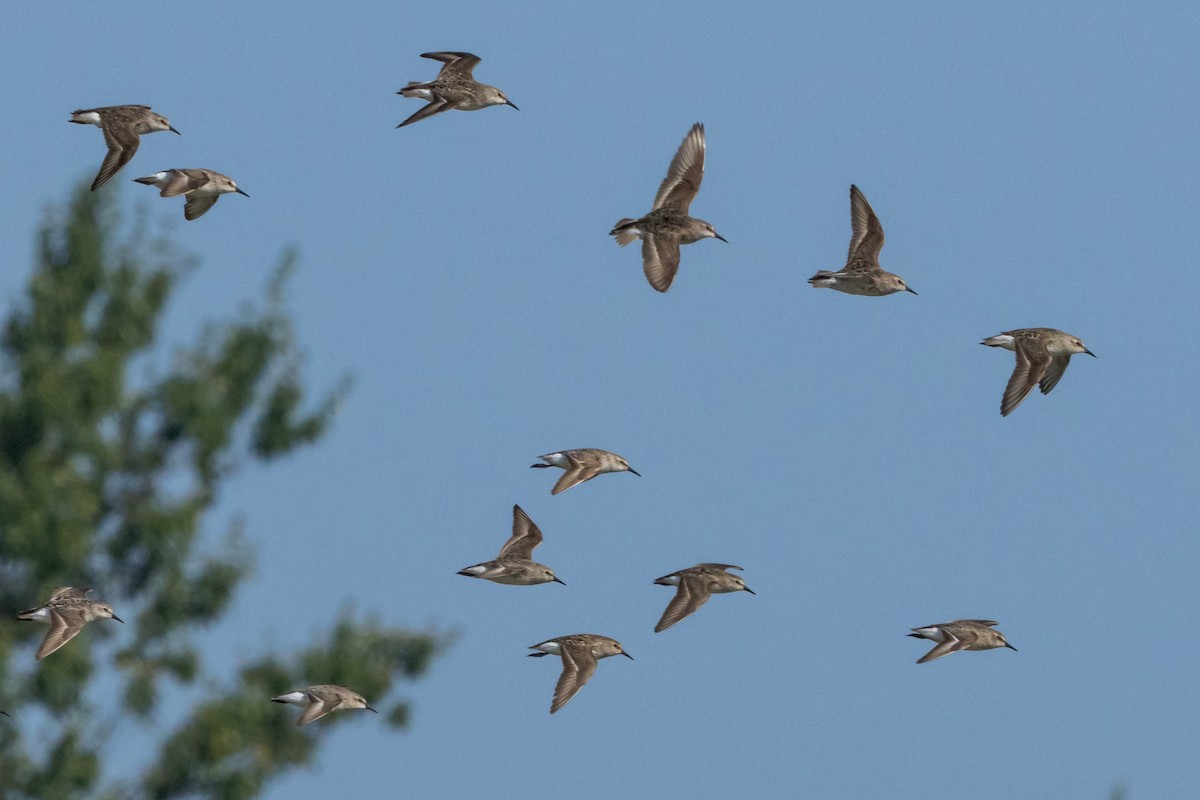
917 629 965 663
641 234 681 293
91 124 141 191
159 169 208 197
498 504 543 559
1001 338 1051 416
550 643 599 714
397 98 453 128
297 691 340 725
652 123 706 213
846 184 885 266
1038 354 1071 395
422 51 482 78
49 587 91 602
183 195 219 221
551 454 601 495
36 608 85 660
655 575 713 632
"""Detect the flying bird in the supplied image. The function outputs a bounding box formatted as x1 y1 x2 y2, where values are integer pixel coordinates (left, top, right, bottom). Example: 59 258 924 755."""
70 104 180 191
611 122 727 292
18 586 123 660
530 449 640 495
133 168 249 220
396 52 518 128
653 563 754 632
981 328 1095 416
908 619 1017 663
458 504 565 586
271 684 378 725
527 634 632 714
809 185 916 296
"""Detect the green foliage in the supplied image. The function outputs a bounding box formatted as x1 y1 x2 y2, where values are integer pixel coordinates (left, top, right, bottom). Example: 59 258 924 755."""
0 185 445 798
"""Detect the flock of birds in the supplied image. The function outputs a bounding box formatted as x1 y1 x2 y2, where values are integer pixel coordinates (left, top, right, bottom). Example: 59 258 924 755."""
10 50 1097 724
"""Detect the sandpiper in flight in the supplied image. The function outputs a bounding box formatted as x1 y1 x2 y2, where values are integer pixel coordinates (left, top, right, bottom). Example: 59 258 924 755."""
908 619 1017 663
809 185 916 296
981 328 1095 416
458 504 565 586
133 169 249 220
530 449 640 495
396 52 518 128
70 105 180 191
611 122 727 292
272 684 378 725
18 587 123 660
527 634 632 714
653 563 755 632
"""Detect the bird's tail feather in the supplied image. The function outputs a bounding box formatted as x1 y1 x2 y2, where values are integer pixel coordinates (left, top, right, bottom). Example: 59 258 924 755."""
611 218 639 247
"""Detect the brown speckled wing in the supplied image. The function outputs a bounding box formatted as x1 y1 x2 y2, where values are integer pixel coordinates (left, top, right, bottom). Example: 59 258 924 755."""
846 185 884 267
157 169 206 197
551 455 600 495
297 691 339 725
1039 354 1071 395
397 97 452 128
550 642 598 713
422 51 482 78
92 123 140 191
1001 340 1050 416
183 195 219 221
35 608 85 660
48 587 91 602
641 234 681 293
917 629 966 664
653 123 706 214
654 574 713 632
498 504 543 559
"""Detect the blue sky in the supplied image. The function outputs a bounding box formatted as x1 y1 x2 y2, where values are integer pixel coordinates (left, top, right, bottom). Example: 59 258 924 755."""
3 1 1199 797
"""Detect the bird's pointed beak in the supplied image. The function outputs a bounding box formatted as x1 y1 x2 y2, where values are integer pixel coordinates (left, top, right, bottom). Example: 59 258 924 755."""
743 587 756 595
715 233 729 243
620 651 634 660
169 126 182 135
905 287 918 295
112 615 124 623
627 468 641 477
906 633 922 638
1005 642 1018 652
235 188 250 197
366 705 379 713
1084 349 1096 357
506 100 519 110
552 577 566 585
